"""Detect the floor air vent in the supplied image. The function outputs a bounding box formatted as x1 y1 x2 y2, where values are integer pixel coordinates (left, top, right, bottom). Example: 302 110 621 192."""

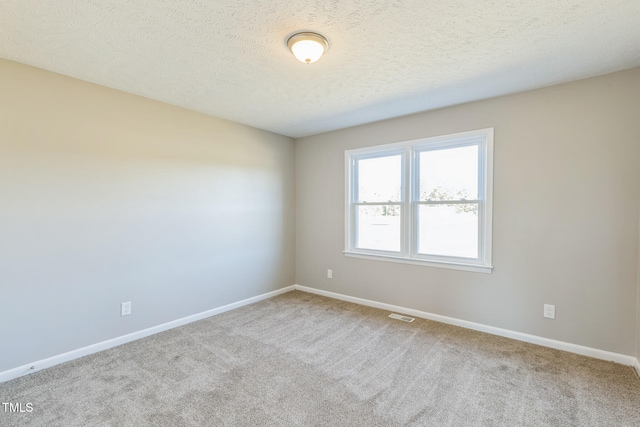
388 313 415 323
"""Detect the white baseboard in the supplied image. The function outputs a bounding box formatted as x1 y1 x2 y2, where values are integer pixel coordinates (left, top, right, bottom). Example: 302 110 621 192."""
0 285 296 383
294 284 639 368
4 284 638 383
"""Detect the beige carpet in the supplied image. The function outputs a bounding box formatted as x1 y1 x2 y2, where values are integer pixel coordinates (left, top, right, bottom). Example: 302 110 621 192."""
1 291 639 426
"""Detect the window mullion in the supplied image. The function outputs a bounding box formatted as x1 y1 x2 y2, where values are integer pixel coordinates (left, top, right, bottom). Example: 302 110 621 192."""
353 202 403 206
351 160 358 251
405 146 414 258
417 200 480 205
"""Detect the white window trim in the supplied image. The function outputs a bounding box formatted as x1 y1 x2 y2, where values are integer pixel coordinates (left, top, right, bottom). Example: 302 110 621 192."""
344 128 494 274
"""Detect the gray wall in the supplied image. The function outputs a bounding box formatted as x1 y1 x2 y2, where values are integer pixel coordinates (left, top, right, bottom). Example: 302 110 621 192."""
0 59 295 372
296 68 640 356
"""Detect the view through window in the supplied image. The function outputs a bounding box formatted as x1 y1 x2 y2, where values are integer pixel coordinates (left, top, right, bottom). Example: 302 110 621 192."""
345 128 493 273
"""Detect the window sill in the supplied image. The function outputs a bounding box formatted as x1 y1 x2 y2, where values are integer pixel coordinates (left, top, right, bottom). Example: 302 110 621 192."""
343 251 493 274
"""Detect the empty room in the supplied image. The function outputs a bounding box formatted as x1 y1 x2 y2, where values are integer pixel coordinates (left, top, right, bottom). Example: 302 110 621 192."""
1 1 639 426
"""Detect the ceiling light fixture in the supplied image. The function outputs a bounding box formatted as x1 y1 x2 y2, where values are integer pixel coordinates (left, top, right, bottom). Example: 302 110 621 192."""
287 32 329 64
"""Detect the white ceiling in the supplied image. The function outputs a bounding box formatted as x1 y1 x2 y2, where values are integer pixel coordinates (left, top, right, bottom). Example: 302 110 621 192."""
1 1 639 138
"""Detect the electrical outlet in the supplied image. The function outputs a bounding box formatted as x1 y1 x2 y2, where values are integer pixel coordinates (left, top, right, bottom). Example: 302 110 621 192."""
327 269 333 279
543 304 555 319
121 301 132 316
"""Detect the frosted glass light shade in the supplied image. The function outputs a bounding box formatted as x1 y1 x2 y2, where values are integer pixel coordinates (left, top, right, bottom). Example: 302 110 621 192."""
287 32 329 64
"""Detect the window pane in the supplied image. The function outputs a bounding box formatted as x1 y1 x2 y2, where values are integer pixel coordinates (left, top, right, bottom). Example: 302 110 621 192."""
419 145 478 201
356 205 401 252
357 155 402 202
418 204 478 258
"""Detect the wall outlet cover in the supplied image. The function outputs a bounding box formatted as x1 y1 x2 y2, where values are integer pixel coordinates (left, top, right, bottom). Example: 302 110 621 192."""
121 301 132 316
543 304 555 319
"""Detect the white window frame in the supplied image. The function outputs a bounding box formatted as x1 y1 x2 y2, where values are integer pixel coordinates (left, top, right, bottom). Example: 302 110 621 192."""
344 128 494 273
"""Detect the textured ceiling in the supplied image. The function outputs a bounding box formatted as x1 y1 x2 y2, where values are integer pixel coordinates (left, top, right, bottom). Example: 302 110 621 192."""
1 1 639 138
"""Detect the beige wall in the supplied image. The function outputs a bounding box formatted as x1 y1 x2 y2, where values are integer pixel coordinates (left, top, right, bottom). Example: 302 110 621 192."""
295 68 640 356
638 208 640 360
0 59 295 372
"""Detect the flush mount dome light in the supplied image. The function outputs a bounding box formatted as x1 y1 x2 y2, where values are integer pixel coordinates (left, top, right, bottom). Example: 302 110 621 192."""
287 32 329 64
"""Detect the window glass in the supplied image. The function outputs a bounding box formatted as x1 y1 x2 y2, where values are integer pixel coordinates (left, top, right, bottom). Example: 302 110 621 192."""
357 155 402 203
356 205 401 252
417 204 478 258
419 145 478 201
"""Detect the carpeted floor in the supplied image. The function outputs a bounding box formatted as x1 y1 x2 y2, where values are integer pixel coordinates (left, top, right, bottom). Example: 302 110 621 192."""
1 290 639 426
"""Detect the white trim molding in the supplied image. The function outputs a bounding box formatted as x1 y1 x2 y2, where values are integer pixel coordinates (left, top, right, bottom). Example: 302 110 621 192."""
294 285 640 368
343 251 492 273
0 285 296 383
3 284 638 383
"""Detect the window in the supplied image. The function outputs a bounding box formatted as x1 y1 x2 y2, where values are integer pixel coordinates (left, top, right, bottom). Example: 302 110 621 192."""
345 128 493 273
